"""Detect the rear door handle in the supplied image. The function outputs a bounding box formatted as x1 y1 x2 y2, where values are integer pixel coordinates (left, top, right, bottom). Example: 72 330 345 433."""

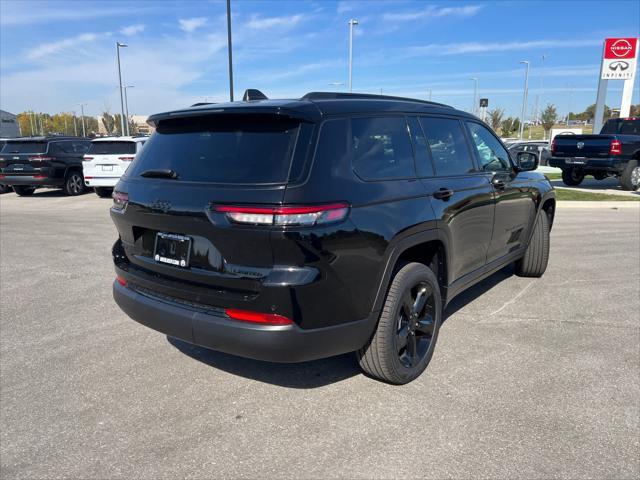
433 188 454 200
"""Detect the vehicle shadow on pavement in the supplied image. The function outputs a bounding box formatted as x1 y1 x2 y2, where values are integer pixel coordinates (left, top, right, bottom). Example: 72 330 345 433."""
167 336 361 388
443 264 515 321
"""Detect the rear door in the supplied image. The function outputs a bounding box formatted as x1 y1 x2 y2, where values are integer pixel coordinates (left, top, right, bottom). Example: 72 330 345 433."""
416 116 495 283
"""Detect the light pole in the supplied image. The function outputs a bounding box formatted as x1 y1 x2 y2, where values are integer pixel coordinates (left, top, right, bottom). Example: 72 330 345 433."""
226 0 234 101
72 112 78 136
116 42 128 136
348 19 358 92
124 85 134 135
519 60 530 140
470 77 478 115
428 88 432 101
79 103 87 137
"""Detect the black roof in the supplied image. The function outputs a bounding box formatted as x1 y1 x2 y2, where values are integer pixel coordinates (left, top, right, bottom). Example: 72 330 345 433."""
148 91 473 126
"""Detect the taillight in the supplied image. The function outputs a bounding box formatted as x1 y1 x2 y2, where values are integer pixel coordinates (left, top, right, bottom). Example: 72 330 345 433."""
28 156 52 162
551 138 557 155
225 308 293 325
116 275 127 287
213 203 350 227
32 174 46 179
0 175 5 179
609 139 622 155
83 156 94 161
118 156 135 161
112 190 129 211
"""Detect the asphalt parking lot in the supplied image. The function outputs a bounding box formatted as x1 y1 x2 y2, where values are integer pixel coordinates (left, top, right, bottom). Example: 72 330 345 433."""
1 189 639 479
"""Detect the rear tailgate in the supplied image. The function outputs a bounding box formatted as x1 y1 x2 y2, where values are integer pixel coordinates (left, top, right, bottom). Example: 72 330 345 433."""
552 134 613 158
0 141 50 174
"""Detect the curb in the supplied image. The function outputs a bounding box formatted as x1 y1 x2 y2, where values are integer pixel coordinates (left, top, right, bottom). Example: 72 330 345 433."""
556 201 640 209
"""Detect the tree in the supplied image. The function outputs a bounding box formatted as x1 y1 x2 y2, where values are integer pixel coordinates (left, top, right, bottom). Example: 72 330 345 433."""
488 108 504 132
102 112 116 135
128 118 139 136
584 103 611 122
628 104 640 116
500 117 515 137
540 104 558 135
512 117 521 136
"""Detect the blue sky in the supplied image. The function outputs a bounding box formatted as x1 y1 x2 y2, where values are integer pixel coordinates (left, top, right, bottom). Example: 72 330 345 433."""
1 0 639 119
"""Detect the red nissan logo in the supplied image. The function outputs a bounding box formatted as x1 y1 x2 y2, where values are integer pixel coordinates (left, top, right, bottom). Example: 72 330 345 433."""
610 39 633 57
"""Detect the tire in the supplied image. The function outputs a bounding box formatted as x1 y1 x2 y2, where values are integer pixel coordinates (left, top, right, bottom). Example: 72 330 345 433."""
516 211 550 278
619 160 639 191
63 170 85 196
561 168 584 186
94 187 113 198
0 184 11 194
631 165 640 191
13 185 36 196
357 262 442 385
593 173 607 181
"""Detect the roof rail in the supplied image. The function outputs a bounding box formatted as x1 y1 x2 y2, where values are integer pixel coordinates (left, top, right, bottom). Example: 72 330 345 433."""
300 91 451 108
191 102 215 107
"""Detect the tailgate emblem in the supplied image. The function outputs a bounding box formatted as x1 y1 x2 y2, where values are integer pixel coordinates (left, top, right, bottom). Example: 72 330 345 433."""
576 142 584 149
150 199 172 213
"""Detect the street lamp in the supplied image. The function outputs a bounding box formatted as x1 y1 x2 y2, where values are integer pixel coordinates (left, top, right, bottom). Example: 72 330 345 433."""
226 0 234 101
519 60 530 140
116 42 128 136
124 85 134 136
79 103 88 137
470 77 478 115
348 19 358 92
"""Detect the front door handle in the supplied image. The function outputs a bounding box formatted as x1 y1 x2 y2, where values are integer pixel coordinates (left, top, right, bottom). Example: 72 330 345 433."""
433 188 454 200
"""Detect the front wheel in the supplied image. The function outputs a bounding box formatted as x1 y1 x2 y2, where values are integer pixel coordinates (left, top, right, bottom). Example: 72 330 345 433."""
63 171 85 196
13 186 36 196
94 187 113 198
357 262 442 385
561 168 584 186
516 212 550 277
619 160 639 191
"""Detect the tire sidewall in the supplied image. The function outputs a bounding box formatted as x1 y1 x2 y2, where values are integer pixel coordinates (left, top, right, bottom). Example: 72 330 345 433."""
64 171 84 196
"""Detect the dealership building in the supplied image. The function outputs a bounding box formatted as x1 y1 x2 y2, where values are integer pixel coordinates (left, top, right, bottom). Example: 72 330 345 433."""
0 110 20 138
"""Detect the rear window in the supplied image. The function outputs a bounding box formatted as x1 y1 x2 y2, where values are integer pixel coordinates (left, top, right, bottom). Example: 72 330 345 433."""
88 141 136 155
128 115 301 184
1 142 47 154
601 119 640 135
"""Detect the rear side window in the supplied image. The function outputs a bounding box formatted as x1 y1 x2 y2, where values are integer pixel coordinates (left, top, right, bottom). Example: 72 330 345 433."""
128 115 301 184
1 142 47 154
351 116 414 180
601 119 640 135
88 141 136 155
419 117 473 176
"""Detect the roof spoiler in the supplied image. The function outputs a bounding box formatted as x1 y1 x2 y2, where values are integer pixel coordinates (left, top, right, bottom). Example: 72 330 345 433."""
191 102 215 107
242 89 268 101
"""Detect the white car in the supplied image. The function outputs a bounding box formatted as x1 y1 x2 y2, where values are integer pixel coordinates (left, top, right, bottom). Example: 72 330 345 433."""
83 137 146 197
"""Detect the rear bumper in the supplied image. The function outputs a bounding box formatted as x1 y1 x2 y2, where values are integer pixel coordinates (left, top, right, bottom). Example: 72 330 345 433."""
113 280 376 363
85 177 119 187
548 157 624 172
0 175 63 187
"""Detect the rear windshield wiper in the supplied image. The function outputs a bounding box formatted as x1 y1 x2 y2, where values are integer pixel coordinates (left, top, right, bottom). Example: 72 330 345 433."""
139 169 178 179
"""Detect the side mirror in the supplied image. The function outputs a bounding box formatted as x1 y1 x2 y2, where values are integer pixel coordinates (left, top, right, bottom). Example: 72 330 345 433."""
516 151 538 172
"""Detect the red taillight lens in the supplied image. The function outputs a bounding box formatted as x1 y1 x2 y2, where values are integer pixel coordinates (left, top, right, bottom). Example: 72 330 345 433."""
28 156 52 162
609 139 622 155
112 190 129 210
83 156 94 161
116 275 127 286
118 156 135 161
225 308 293 325
0 175 5 179
551 138 557 155
213 203 350 226
32 174 46 179
84 176 93 180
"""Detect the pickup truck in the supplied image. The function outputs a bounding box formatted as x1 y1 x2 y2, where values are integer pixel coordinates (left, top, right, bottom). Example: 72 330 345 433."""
549 117 640 190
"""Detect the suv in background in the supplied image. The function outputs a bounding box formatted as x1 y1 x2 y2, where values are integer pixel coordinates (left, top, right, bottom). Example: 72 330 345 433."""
0 137 91 196
0 139 10 193
507 140 550 166
83 137 146 197
111 91 555 384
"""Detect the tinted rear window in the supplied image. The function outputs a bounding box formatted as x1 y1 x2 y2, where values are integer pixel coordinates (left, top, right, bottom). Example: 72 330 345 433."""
601 119 640 135
128 115 301 184
1 142 47 154
88 141 136 155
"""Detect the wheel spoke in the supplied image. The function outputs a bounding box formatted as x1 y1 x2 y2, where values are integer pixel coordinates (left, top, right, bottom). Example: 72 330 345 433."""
416 314 434 335
406 333 417 365
397 324 409 352
402 291 414 317
412 286 430 315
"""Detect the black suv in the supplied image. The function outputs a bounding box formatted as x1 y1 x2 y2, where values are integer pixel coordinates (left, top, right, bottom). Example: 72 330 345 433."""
0 136 91 196
111 92 555 384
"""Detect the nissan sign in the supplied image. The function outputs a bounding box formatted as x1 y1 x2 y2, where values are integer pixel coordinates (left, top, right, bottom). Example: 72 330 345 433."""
601 37 638 80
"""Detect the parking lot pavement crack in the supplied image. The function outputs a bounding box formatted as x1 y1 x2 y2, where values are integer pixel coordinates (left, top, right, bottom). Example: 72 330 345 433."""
488 281 535 316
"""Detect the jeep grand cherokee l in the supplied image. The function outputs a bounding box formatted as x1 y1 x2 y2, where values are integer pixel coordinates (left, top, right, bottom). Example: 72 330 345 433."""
111 91 555 384
0 136 91 196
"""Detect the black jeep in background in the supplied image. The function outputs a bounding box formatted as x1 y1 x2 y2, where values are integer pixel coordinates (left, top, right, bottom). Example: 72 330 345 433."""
111 91 555 384
549 117 640 190
0 136 91 196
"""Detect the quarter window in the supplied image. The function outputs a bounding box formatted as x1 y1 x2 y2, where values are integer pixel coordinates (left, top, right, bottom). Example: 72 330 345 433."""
419 117 473 176
466 122 512 172
351 116 415 180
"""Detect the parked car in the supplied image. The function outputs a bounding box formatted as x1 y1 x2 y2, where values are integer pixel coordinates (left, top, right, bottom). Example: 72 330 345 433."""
549 117 640 190
0 139 10 193
83 137 146 197
111 91 555 384
0 136 91 196
507 140 551 166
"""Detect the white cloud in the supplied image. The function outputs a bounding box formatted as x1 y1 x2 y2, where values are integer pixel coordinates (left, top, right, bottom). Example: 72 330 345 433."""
178 17 208 33
120 24 145 36
246 14 305 30
382 4 482 22
0 3 146 26
406 39 602 57
26 33 103 60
